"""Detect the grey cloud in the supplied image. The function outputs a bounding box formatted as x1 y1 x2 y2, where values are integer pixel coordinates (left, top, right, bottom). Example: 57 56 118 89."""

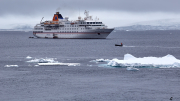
0 0 180 16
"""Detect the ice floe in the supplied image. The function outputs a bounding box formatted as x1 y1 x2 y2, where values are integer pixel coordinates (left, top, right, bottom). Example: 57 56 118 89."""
96 59 110 62
4 65 19 67
108 54 180 68
26 58 58 63
26 57 80 66
26 56 32 59
68 63 80 66
90 58 110 62
38 63 80 66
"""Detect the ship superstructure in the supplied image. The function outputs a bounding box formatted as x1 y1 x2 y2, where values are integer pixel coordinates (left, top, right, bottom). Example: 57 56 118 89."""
33 10 114 39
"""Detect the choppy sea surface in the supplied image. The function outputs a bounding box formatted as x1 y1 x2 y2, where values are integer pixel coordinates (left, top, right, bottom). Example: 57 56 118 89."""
0 30 180 101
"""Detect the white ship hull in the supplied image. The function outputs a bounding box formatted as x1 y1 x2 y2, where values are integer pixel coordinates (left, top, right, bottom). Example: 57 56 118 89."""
33 32 110 39
33 29 114 39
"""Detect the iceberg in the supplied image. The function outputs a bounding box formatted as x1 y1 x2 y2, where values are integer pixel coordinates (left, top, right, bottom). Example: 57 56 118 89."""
107 54 180 68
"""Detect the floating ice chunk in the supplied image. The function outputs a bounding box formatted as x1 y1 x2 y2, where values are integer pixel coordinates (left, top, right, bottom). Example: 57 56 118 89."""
96 59 105 62
108 54 180 68
4 65 19 67
26 58 58 63
126 67 139 71
26 58 41 62
90 58 110 62
68 63 80 66
38 63 80 66
34 65 39 67
39 59 48 63
26 56 32 59
96 59 110 62
107 59 121 67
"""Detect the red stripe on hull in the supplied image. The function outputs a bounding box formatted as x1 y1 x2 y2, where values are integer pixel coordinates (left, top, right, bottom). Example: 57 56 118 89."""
33 32 109 34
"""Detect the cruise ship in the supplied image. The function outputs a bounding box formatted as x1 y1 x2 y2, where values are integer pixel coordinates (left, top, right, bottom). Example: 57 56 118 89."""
33 10 114 39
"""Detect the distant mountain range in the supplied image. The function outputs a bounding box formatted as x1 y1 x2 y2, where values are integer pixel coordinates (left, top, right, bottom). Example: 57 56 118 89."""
115 19 180 31
115 24 180 31
0 24 33 31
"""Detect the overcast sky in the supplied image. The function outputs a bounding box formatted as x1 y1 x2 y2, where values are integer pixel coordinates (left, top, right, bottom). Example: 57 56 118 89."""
0 0 180 29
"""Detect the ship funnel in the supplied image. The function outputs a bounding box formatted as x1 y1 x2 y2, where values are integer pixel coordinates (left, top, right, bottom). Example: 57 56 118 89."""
52 12 63 21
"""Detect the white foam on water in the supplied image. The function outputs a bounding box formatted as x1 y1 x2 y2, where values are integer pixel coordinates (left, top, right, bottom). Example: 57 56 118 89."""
87 64 93 67
123 45 136 47
26 56 32 59
108 54 180 68
123 45 180 49
4 65 19 67
126 67 139 71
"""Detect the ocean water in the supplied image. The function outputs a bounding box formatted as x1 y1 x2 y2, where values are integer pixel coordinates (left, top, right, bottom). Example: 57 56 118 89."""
0 30 180 101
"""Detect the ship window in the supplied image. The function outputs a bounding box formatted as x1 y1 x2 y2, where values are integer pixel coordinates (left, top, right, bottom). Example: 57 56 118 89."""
93 22 95 24
87 22 89 24
90 22 92 24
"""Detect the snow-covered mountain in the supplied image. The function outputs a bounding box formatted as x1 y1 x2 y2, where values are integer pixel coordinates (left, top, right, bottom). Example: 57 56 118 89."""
0 24 33 31
115 19 180 31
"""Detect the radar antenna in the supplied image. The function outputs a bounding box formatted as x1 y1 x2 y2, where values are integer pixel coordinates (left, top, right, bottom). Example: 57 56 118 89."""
84 10 89 17
40 17 44 23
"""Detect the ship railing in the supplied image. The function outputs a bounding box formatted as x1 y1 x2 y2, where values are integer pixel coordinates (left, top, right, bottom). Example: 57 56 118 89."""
44 21 59 25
